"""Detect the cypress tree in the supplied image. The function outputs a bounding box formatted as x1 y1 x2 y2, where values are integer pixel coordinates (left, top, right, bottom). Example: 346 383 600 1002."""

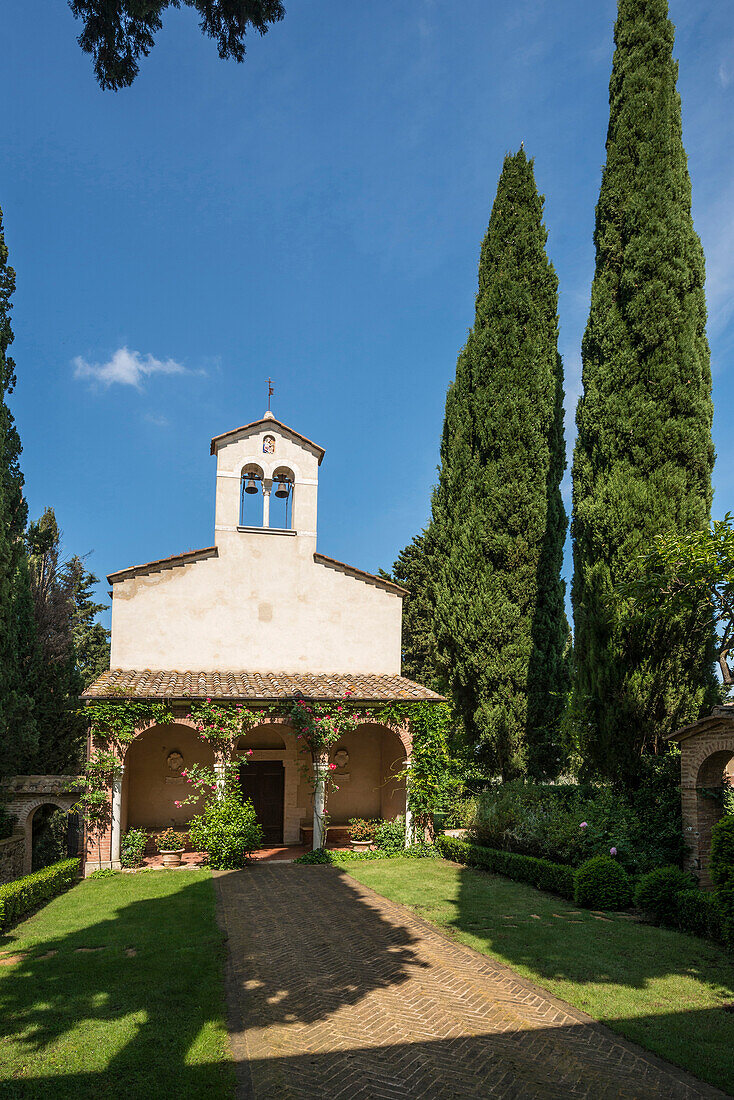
389 530 441 690
432 148 568 779
0 206 37 778
571 0 717 783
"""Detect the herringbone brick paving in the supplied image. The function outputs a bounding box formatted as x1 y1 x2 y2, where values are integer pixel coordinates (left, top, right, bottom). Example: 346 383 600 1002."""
214 865 725 1099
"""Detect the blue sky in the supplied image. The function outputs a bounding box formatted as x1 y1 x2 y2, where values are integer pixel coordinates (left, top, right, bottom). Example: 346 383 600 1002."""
2 1 733 629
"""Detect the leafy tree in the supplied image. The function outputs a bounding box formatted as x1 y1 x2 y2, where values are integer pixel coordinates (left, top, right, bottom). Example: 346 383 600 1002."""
22 509 87 774
389 530 441 689
0 206 37 779
69 0 285 90
571 0 717 783
623 514 734 693
63 555 111 686
431 148 568 780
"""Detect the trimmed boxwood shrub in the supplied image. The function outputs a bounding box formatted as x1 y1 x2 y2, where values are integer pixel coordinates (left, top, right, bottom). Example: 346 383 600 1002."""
436 836 575 900
120 827 148 868
573 855 632 910
0 858 80 929
634 865 694 925
674 888 723 941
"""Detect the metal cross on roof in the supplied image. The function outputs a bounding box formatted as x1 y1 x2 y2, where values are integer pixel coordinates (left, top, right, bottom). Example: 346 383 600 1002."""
266 377 274 411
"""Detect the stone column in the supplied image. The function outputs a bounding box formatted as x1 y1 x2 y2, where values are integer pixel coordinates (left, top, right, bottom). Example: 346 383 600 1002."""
404 758 413 849
262 486 271 528
110 766 124 868
312 759 328 850
214 757 227 796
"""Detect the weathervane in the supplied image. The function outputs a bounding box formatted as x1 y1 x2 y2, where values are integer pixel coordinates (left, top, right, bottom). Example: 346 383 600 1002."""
266 377 274 412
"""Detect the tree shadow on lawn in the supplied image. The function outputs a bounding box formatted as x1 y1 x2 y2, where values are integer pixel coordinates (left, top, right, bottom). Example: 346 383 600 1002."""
447 864 734 993
0 874 233 1099
0 866 426 1099
446 864 734 1091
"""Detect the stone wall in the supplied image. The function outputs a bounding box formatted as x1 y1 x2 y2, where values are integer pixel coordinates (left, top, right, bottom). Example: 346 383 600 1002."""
0 834 26 886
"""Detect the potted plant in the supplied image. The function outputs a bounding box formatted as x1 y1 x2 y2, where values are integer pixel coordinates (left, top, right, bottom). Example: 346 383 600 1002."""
156 828 186 868
348 817 377 852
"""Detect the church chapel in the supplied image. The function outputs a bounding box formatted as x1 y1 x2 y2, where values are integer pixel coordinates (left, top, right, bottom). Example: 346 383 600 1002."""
82 410 441 868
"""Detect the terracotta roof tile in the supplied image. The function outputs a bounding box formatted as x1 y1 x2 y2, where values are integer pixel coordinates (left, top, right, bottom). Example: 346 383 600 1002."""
82 669 444 703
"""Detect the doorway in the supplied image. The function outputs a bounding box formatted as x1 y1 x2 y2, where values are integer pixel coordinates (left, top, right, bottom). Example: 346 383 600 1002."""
240 760 285 846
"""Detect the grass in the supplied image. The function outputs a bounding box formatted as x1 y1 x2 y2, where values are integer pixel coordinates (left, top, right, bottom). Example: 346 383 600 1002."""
345 856 734 1095
0 869 235 1099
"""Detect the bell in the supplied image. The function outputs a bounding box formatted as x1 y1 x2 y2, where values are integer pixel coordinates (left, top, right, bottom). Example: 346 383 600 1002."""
274 478 290 499
244 477 259 495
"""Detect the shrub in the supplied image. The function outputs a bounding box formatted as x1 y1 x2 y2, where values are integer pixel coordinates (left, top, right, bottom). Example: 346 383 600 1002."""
374 816 405 853
711 815 734 948
348 818 379 842
471 773 681 874
574 855 632 910
634 865 694 925
675 888 723 941
188 792 263 869
0 858 80 929
89 867 118 879
156 828 186 853
436 836 575 900
120 827 148 868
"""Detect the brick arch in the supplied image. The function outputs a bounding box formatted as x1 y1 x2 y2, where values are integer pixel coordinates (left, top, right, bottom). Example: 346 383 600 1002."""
677 715 734 887
17 797 76 875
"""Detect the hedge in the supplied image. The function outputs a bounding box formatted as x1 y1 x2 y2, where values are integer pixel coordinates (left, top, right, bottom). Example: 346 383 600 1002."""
436 836 575 900
0 858 80 930
674 888 723 942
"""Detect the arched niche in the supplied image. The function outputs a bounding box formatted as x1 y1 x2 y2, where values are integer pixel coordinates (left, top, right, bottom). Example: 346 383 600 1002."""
324 722 407 824
123 722 215 831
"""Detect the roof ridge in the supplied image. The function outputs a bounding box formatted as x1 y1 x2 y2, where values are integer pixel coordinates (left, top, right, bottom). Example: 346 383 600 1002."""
313 552 408 596
108 546 218 585
210 417 325 463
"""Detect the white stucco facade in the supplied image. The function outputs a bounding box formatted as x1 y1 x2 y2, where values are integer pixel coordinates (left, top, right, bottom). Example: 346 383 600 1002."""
108 414 405 675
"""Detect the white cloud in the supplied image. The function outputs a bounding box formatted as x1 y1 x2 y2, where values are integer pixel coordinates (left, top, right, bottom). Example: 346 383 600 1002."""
719 62 731 89
73 346 187 389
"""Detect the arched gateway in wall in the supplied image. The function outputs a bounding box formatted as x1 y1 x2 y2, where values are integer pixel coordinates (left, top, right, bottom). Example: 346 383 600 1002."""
0 775 81 877
669 705 734 888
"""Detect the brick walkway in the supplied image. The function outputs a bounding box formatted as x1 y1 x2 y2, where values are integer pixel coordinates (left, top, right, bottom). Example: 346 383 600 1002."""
214 865 724 1100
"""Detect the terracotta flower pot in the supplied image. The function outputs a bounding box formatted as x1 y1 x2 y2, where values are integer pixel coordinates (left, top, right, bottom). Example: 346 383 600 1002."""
350 839 372 852
161 849 184 868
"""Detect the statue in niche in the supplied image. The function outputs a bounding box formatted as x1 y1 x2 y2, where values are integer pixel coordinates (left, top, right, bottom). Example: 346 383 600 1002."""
167 751 184 775
263 435 275 454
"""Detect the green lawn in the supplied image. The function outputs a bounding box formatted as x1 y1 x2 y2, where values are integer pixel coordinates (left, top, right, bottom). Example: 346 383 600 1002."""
0 870 234 1099
346 857 734 1096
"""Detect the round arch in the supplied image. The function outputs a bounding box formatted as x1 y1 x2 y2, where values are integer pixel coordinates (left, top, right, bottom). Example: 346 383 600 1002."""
18 797 76 875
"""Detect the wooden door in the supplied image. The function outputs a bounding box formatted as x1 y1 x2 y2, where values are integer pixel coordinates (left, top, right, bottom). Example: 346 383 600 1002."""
239 761 284 846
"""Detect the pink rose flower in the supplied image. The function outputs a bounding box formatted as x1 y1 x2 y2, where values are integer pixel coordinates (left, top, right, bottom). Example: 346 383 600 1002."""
610 847 617 856
328 763 337 771
580 822 588 829
206 697 211 703
247 749 254 756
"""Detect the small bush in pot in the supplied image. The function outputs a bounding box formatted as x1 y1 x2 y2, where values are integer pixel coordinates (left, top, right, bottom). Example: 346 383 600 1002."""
120 827 149 869
634 865 694 925
156 829 186 866
348 818 378 848
574 854 632 910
